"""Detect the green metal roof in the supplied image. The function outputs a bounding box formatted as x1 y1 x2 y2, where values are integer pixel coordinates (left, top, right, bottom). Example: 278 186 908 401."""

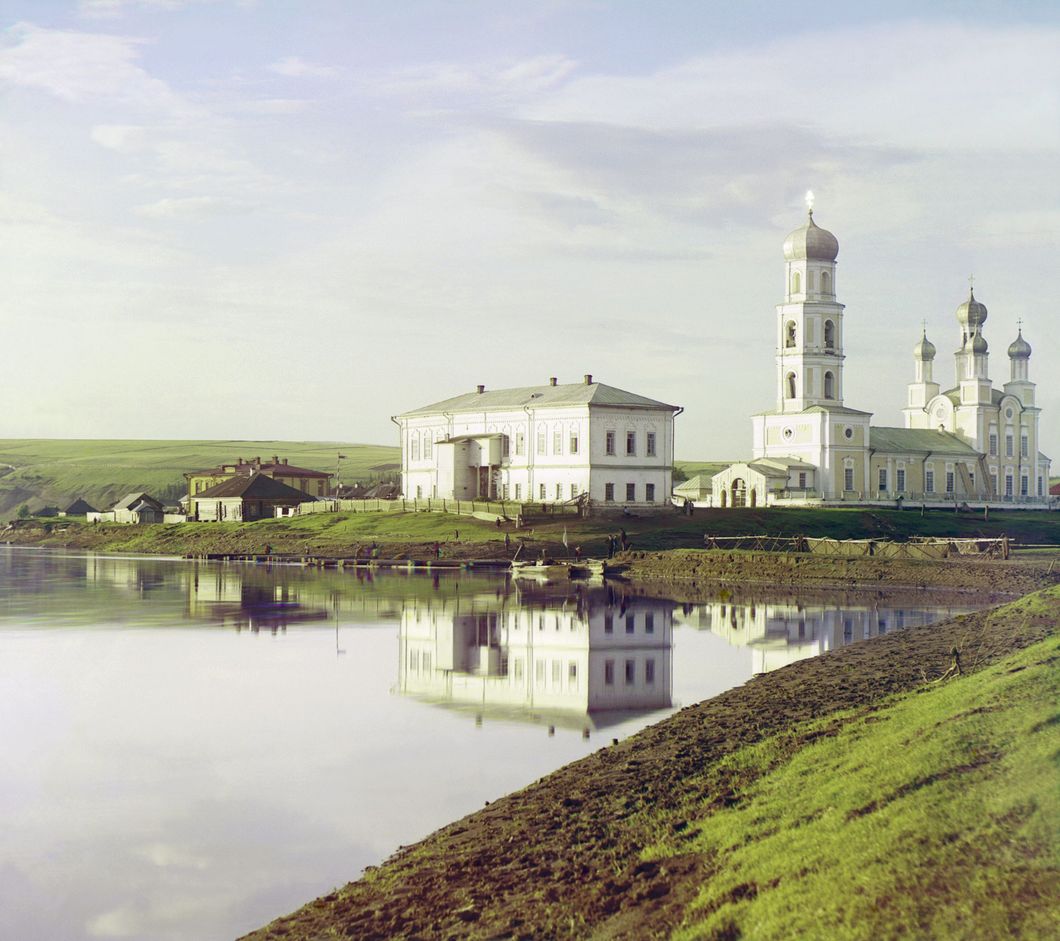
869 426 980 456
398 381 678 417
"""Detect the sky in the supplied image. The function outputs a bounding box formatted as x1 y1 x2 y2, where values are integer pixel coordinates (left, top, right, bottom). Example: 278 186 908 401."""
1 0 1058 460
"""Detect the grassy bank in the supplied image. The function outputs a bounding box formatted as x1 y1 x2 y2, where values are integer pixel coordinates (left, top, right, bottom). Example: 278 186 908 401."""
0 438 399 519
243 587 1060 941
6 505 1060 561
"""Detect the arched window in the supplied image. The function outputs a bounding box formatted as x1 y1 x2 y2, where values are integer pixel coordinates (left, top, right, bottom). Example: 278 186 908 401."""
824 319 835 349
824 371 835 399
785 321 797 348
410 434 419 461
786 371 797 399
791 271 801 295
821 270 831 295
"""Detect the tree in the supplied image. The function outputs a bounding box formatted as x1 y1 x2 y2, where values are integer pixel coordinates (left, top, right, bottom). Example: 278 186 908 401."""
17 504 30 519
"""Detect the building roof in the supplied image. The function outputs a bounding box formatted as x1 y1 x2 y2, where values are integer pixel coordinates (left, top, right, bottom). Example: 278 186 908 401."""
869 426 980 456
113 492 164 511
673 474 714 494
63 498 98 514
397 379 678 417
782 210 839 262
943 387 1005 407
191 474 317 502
751 457 817 472
184 456 331 480
1050 481 1060 496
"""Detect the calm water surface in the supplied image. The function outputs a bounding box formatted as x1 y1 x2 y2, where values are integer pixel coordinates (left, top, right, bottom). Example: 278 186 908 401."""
0 547 982 941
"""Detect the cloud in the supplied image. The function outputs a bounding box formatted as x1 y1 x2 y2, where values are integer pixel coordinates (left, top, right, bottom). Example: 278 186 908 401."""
0 22 189 114
78 0 251 18
269 56 343 79
134 195 257 218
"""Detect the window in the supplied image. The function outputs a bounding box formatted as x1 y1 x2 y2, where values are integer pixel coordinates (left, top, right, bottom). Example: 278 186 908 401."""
645 612 654 634
555 483 562 500
798 471 807 488
605 483 614 502
896 468 906 492
409 649 419 671
786 372 797 399
570 433 579 454
625 613 635 634
1021 476 1029 496
991 474 998 495
515 433 525 456
501 436 510 457
604 660 615 685
844 467 854 491
646 483 655 502
536 660 545 685
626 432 636 456
1005 474 1013 498
989 433 998 456
821 271 831 295
791 271 801 295
502 484 509 500
785 321 797 348
1021 435 1029 458
925 469 935 493
537 431 546 455
624 659 635 685
553 430 562 454
645 659 655 684
604 612 613 633
626 482 636 501
570 483 578 499
551 660 561 684
568 662 578 685
878 468 888 491
824 319 835 348
410 436 419 461
424 436 432 459
539 483 546 500
946 471 955 493
1006 434 1014 457
646 432 656 457
513 658 523 680
605 431 616 455
1038 477 1044 497
514 483 522 500
415 485 423 498
824 371 835 399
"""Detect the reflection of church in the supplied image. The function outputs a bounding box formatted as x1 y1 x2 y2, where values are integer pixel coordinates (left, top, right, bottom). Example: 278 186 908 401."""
712 200 1049 508
397 592 672 728
675 596 973 673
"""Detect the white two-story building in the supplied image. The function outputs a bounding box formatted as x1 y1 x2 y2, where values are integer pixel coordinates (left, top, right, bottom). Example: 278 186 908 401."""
394 375 680 508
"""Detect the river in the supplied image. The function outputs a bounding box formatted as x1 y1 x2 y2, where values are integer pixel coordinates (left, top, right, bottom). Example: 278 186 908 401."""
0 546 982 940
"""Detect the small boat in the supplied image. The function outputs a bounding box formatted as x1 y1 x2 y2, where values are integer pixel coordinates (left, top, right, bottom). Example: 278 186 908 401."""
511 559 608 582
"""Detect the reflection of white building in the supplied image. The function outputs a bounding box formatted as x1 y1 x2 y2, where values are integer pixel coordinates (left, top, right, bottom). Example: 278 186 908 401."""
394 375 680 507
398 597 672 725
676 598 973 673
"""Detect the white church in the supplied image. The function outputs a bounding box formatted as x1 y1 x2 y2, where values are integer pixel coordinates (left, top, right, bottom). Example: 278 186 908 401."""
711 201 1050 508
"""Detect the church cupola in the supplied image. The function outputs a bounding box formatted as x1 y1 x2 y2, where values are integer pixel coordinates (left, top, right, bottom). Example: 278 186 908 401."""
955 287 987 344
1008 326 1032 382
912 326 936 383
905 324 940 417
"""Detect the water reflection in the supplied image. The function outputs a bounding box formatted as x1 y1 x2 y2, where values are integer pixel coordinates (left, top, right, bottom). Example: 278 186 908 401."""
399 590 673 729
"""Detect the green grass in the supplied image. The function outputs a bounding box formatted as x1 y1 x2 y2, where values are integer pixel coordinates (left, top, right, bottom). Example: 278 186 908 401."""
644 634 1060 940
674 460 733 482
0 438 399 519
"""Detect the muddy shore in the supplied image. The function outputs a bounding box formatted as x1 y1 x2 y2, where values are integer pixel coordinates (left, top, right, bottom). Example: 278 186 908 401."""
241 576 1060 941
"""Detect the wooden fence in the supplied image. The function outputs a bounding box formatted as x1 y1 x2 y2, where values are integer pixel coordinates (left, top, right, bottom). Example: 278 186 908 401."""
297 498 523 520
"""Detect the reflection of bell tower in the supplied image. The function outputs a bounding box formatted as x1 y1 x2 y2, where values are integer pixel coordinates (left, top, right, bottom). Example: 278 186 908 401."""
776 193 845 413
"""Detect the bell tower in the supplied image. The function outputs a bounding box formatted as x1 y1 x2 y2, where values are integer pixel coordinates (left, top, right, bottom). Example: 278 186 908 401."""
775 192 845 413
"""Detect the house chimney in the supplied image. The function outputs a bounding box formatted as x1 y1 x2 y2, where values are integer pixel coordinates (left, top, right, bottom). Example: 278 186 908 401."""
584 374 593 385
476 384 485 394
272 455 278 464
549 377 558 386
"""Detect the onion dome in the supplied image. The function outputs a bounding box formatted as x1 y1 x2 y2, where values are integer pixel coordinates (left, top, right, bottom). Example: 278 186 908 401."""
1008 328 1032 359
969 329 988 354
956 288 987 330
913 328 936 361
783 210 839 262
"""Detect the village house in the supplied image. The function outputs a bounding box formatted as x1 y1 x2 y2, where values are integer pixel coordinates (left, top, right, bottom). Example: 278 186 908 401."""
188 474 316 522
394 375 680 508
184 456 332 502
87 492 165 524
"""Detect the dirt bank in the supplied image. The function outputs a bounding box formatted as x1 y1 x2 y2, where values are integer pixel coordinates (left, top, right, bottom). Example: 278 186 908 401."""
614 547 1060 597
241 586 1060 941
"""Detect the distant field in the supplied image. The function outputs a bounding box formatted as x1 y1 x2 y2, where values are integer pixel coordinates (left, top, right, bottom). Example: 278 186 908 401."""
0 439 400 519
674 460 732 482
